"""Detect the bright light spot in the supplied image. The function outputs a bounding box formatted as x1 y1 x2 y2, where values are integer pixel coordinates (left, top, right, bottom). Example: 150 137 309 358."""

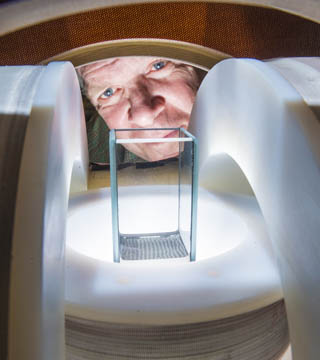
66 187 247 262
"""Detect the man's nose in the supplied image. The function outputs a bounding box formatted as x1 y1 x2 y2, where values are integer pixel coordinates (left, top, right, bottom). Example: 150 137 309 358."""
128 86 165 127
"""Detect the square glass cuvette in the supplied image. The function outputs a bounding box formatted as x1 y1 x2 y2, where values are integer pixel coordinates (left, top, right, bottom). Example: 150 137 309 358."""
109 128 198 262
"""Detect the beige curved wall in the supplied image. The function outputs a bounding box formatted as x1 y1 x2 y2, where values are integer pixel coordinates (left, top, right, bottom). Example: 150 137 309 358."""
0 0 320 36
1 2 320 66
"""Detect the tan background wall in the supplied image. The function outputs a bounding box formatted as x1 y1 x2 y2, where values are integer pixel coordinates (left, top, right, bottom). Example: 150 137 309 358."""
1 3 320 65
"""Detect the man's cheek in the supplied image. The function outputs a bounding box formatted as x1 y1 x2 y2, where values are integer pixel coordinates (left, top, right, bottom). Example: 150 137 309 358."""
175 83 196 111
164 80 195 107
100 103 129 129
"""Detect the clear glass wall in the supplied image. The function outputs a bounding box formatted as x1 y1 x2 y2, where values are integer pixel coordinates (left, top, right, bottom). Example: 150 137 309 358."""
109 128 198 262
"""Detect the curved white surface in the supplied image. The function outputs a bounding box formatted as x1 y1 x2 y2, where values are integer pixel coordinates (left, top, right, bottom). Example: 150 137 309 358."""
189 58 320 359
9 62 88 360
6 57 319 359
65 187 282 325
267 57 320 122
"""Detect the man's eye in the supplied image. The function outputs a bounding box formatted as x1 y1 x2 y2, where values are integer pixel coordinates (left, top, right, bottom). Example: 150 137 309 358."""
152 61 166 71
101 87 114 99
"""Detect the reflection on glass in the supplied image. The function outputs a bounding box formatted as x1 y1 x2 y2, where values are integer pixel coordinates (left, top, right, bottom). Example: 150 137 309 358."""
110 128 198 262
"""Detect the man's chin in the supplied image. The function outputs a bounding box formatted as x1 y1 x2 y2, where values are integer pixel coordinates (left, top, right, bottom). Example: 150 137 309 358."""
124 144 179 162
145 152 179 162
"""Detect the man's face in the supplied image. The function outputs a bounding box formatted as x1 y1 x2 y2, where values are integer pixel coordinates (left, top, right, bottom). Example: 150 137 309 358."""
79 57 199 161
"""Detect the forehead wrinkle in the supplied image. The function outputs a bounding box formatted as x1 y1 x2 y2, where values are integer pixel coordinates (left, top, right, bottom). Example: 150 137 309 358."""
79 58 116 76
108 58 149 83
103 56 169 85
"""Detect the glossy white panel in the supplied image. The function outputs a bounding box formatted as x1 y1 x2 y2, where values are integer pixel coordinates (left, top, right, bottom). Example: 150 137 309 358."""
9 62 88 360
190 58 320 359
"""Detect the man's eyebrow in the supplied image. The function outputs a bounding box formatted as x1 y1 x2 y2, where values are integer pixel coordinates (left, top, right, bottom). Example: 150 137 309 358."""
80 58 119 78
103 58 119 67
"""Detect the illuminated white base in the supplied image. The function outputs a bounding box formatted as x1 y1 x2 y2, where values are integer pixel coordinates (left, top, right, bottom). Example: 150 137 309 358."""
67 186 248 262
66 186 282 325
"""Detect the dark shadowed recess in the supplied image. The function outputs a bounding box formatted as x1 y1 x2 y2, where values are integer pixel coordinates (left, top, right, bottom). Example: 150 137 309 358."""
0 113 29 360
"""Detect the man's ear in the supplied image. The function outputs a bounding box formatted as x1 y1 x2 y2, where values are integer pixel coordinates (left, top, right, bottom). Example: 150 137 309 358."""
184 65 202 92
193 66 207 86
76 69 87 96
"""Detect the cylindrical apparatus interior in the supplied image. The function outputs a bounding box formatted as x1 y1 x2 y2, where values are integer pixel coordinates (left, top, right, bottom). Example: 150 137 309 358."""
3 4 320 358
